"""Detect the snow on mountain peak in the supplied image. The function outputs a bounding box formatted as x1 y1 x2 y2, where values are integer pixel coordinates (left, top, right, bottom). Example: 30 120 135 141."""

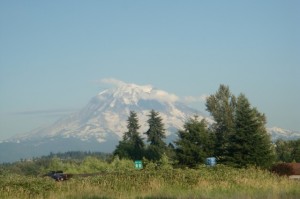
267 127 300 141
112 83 153 102
97 81 178 106
8 80 201 143
2 78 299 163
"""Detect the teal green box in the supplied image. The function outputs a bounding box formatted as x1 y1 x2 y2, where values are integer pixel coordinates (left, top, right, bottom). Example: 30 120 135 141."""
134 160 143 169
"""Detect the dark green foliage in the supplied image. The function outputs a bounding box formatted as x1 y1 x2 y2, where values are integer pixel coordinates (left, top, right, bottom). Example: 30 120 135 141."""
144 145 164 161
175 116 214 167
145 110 167 148
113 141 133 159
275 139 293 162
165 143 176 163
227 94 274 168
123 111 141 141
144 110 167 161
206 85 275 168
0 151 111 176
275 139 300 162
292 139 300 162
114 111 144 160
46 151 111 161
206 85 236 163
1 160 43 176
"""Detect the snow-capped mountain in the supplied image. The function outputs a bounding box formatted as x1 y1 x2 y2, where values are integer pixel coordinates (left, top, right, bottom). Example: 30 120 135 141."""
10 82 203 143
0 82 205 162
1 80 299 163
267 127 300 141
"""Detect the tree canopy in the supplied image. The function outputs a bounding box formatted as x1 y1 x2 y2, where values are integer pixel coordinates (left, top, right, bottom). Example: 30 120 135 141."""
112 85 291 168
144 110 167 161
175 116 214 167
206 85 275 168
114 111 144 160
205 85 236 163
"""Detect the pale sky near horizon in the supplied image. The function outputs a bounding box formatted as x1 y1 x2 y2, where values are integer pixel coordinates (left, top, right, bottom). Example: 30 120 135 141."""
0 1 299 140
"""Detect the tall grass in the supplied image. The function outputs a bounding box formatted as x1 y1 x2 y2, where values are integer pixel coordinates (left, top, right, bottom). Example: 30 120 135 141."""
1 164 299 199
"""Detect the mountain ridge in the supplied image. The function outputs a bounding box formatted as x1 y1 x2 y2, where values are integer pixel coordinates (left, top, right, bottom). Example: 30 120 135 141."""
3 82 203 143
1 81 299 162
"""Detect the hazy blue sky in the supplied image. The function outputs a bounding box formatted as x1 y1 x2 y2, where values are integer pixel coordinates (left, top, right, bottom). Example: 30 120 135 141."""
0 1 299 140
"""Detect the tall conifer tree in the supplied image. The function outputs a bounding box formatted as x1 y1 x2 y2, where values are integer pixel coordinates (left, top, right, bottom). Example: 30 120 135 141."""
144 110 167 160
145 110 166 147
228 94 274 168
206 85 275 168
206 85 236 163
175 116 214 167
114 111 144 160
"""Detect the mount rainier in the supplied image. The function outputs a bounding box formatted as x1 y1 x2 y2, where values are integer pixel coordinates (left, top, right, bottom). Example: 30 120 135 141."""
0 82 203 162
0 81 299 162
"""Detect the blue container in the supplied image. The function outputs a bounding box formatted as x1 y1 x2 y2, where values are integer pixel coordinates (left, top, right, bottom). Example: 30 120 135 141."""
206 157 216 166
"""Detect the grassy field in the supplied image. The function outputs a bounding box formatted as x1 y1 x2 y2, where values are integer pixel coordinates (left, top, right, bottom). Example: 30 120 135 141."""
1 165 299 199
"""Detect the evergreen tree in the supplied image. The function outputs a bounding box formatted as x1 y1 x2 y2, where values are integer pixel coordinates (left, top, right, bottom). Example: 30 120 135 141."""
113 141 133 159
114 111 144 160
205 84 236 163
144 110 167 161
145 110 166 147
228 94 274 168
175 116 214 167
206 85 275 168
275 139 293 162
276 139 300 162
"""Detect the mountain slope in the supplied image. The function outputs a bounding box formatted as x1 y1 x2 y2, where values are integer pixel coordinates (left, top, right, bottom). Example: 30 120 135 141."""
268 127 300 141
0 82 204 162
10 83 203 143
1 81 299 163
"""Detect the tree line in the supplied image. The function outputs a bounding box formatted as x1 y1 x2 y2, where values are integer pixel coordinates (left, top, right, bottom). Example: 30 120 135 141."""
1 85 298 174
114 84 281 168
275 139 300 163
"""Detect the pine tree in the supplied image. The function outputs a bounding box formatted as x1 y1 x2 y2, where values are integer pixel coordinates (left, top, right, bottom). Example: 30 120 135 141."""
206 85 275 168
228 94 274 168
114 111 144 160
145 110 166 147
144 110 167 161
175 116 214 167
205 84 236 163
113 141 132 159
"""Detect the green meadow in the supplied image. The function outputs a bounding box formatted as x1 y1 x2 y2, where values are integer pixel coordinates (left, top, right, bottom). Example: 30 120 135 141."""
1 158 299 199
